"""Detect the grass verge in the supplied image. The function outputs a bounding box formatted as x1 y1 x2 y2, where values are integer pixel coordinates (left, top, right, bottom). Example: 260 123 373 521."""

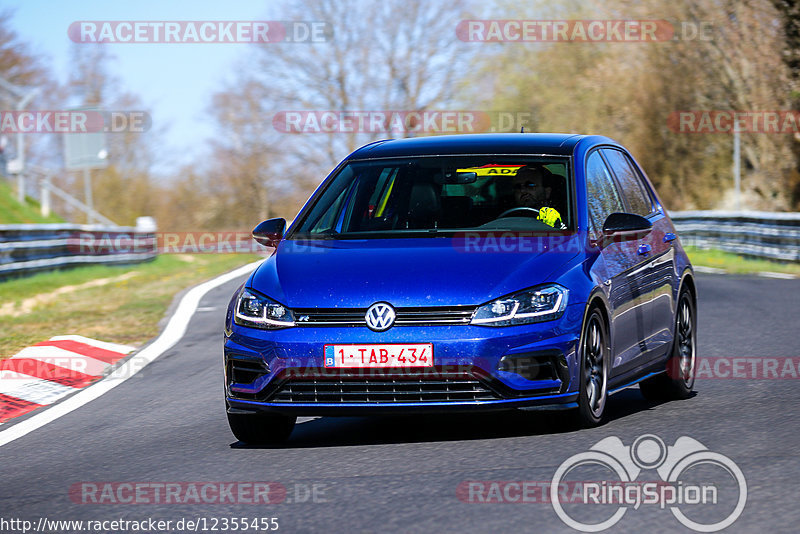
0 179 64 224
0 254 261 359
3 246 792 360
685 246 800 276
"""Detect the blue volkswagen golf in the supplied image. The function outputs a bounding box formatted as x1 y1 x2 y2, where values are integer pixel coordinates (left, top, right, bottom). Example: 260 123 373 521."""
224 133 697 444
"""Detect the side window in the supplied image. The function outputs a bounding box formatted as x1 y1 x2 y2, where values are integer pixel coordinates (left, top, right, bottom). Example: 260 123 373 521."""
311 186 349 233
369 167 398 218
368 167 397 207
601 149 654 217
585 151 624 240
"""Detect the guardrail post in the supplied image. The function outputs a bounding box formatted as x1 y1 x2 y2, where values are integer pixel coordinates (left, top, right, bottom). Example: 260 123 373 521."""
733 130 741 211
17 172 25 204
40 175 51 217
83 168 94 225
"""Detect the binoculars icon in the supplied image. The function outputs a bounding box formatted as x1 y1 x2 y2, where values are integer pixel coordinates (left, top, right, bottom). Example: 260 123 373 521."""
550 434 747 532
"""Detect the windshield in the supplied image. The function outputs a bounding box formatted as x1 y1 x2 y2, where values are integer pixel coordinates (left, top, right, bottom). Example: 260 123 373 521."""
292 156 572 238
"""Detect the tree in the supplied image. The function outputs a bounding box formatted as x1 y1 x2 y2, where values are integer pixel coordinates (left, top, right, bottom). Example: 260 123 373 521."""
0 9 58 173
66 43 159 224
770 0 800 207
471 0 798 210
0 10 48 87
201 0 476 225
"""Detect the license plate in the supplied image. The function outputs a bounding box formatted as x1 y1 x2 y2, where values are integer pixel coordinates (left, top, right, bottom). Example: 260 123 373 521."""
324 343 434 368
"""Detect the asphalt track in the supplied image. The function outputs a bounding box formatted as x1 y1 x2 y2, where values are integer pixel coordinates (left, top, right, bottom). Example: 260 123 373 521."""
0 272 798 533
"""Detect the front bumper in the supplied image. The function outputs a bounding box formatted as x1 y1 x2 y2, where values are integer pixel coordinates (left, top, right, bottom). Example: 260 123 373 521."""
224 302 584 416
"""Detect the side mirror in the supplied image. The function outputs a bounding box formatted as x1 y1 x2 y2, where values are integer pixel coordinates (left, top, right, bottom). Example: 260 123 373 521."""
601 212 652 243
252 218 286 248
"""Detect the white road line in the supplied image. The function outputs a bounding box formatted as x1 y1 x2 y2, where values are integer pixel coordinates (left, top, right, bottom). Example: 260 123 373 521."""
694 265 798 279
757 271 797 279
0 371 77 405
693 266 727 274
0 259 263 448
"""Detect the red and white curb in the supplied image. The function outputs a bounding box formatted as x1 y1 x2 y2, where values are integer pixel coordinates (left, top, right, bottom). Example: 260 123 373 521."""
0 335 135 423
0 259 263 448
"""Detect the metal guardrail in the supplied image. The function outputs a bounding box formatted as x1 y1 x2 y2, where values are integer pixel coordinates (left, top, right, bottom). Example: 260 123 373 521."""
670 210 800 262
0 224 156 280
1 212 796 280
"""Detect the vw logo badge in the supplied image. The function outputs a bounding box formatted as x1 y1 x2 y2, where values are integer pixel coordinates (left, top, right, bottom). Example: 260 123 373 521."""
365 302 396 332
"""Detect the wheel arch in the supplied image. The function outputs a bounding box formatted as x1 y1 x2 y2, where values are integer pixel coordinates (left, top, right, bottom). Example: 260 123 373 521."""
582 286 611 336
577 286 613 379
678 268 697 307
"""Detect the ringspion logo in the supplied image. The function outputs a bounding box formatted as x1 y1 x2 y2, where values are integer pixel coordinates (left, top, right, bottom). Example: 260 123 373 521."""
550 435 746 532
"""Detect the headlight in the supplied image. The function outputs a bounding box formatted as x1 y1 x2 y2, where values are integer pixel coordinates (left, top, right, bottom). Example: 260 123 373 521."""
234 288 295 329
471 284 568 326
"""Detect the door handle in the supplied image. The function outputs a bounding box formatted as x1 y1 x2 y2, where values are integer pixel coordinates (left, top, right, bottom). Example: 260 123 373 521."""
663 232 677 243
638 244 652 255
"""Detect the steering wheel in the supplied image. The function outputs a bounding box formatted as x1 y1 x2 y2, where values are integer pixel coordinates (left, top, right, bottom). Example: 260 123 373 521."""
496 207 540 219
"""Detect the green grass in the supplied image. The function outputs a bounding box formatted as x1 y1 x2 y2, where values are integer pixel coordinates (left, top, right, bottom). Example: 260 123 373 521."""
685 246 800 276
0 179 64 224
0 254 261 359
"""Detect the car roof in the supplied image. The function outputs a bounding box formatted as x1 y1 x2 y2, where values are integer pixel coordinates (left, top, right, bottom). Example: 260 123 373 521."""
347 133 616 159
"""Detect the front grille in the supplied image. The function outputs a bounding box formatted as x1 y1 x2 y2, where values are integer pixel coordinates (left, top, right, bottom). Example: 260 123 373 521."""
292 306 475 327
269 378 498 403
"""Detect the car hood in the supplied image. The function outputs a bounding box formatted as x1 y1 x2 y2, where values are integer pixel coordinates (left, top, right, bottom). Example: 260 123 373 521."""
248 236 583 308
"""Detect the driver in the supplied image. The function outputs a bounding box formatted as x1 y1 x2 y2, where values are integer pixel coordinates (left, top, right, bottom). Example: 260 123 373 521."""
511 165 566 229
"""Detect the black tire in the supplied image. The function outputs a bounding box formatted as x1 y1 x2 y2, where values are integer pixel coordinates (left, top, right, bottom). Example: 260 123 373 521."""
574 308 609 427
640 290 696 401
227 411 296 445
